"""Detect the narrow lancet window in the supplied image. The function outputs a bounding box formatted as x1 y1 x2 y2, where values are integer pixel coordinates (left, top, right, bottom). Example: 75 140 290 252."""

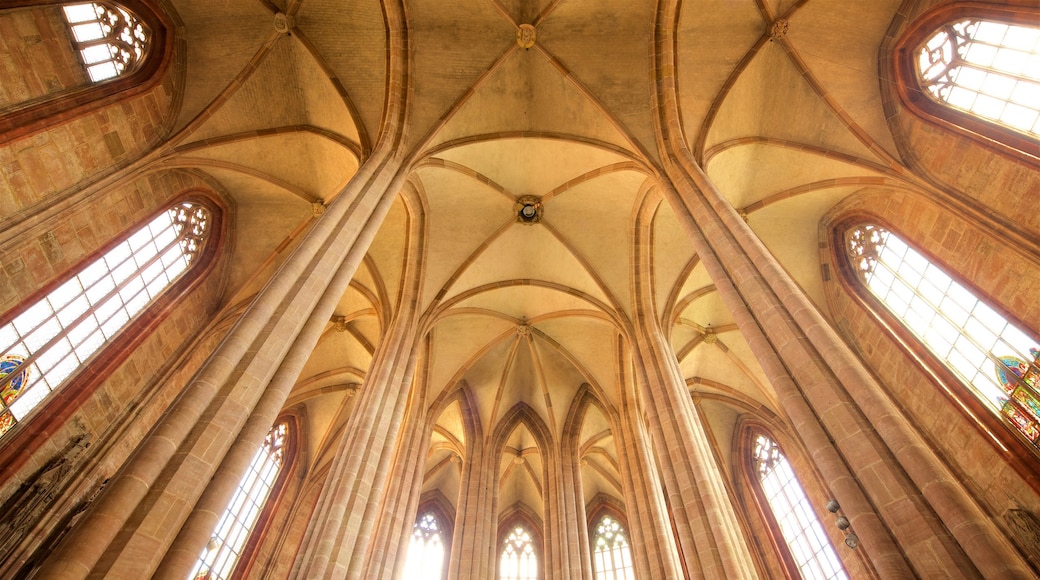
191 420 290 580
752 433 847 580
0 201 211 438
62 2 151 82
846 224 1040 448
591 514 635 580
403 512 447 580
499 523 538 580
916 17 1040 137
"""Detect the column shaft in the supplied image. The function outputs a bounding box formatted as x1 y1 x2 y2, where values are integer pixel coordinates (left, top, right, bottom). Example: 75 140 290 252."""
449 426 495 580
360 358 434 580
614 368 686 580
289 305 421 579
151 209 386 578
631 319 759 579
37 151 406 579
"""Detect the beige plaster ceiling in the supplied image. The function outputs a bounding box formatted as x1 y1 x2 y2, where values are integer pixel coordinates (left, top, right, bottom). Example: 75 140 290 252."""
155 0 923 519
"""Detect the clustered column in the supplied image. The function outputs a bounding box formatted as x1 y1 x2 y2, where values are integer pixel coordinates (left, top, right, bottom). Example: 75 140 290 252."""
37 148 408 579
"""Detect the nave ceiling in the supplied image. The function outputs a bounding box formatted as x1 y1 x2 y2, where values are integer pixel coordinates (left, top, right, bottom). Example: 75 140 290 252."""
143 0 941 513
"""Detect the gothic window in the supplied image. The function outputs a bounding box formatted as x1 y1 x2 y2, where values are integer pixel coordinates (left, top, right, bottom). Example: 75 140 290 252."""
499 523 538 580
0 200 212 439
895 3 1040 159
751 433 847 580
845 224 1040 449
0 1 169 144
61 2 151 82
916 18 1039 137
191 420 292 580
590 513 635 580
403 511 448 580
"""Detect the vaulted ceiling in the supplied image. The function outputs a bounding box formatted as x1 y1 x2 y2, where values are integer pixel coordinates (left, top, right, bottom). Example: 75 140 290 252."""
153 0 917 514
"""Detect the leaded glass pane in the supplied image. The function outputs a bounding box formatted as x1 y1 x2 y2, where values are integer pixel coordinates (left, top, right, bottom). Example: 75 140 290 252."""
917 18 1040 137
403 512 447 580
62 3 151 82
191 421 288 580
753 434 847 580
0 202 210 438
591 514 635 580
499 524 538 580
846 224 1040 449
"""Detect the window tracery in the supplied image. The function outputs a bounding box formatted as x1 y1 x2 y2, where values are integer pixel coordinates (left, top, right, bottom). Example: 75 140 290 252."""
403 511 447 580
191 420 290 580
590 513 635 580
751 433 847 580
61 2 151 82
0 201 211 438
499 523 538 580
893 2 1040 161
846 223 1040 449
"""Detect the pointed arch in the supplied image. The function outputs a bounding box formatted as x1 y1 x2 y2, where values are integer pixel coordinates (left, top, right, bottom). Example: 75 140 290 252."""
892 1 1040 164
490 402 555 459
403 491 455 580
585 494 636 580
834 218 1040 459
497 502 543 580
0 0 174 144
737 422 848 580
0 191 226 476
191 413 301 580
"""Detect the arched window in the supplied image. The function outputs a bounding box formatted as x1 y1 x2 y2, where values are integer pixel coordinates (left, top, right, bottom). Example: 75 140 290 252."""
499 522 538 580
61 2 151 82
0 1 170 144
0 200 213 439
845 223 1040 449
895 2 1040 160
403 511 448 580
916 17 1039 137
191 419 293 580
590 513 635 580
750 432 847 580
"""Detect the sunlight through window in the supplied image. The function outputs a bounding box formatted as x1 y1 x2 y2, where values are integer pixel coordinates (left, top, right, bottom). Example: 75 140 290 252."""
847 224 1040 448
403 512 447 580
499 523 538 580
591 514 635 580
190 421 289 580
0 201 210 438
752 434 847 580
62 2 151 82
917 18 1040 137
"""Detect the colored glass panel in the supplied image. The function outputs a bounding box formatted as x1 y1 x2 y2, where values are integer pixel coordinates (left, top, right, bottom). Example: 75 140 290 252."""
0 202 210 439
846 224 1040 450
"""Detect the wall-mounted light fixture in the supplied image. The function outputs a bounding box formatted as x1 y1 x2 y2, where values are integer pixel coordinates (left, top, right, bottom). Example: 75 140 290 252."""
826 499 859 549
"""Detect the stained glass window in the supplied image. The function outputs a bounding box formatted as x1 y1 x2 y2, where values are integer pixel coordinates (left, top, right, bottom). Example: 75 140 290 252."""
62 2 151 82
591 514 635 580
0 201 211 439
752 434 847 580
916 17 1040 137
191 421 290 580
402 511 447 580
846 224 1040 449
499 523 538 580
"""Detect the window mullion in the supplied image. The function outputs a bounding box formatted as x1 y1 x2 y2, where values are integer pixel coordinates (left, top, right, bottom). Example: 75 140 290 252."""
0 231 185 398
877 257 1038 413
